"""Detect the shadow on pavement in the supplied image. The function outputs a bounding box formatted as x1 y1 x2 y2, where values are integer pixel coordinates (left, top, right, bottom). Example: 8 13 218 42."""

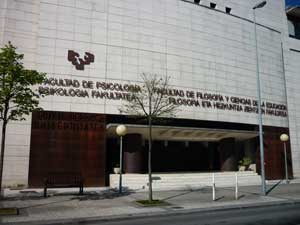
237 194 245 200
161 187 216 201
2 188 137 210
4 190 44 201
71 188 135 201
161 190 194 201
266 180 282 195
219 187 260 196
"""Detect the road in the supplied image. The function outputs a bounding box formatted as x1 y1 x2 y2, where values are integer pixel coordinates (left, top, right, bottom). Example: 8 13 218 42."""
88 204 300 225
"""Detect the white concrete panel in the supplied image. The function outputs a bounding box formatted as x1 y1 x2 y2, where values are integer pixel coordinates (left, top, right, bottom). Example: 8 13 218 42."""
0 0 297 186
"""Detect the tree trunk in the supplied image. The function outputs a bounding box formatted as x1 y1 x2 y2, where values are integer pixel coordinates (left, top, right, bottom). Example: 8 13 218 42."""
148 116 153 201
0 121 7 198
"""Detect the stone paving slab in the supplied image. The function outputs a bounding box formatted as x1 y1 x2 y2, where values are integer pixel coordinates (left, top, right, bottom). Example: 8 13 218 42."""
1 183 300 225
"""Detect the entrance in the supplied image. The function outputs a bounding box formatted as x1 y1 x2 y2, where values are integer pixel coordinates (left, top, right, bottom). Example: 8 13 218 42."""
106 124 259 174
152 141 220 172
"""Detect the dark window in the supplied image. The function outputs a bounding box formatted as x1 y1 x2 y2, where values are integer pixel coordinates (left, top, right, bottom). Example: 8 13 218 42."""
210 2 216 9
287 14 300 40
194 0 200 4
226 7 231 14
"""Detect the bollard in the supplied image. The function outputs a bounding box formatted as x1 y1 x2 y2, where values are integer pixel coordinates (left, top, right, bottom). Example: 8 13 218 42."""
235 172 238 200
212 173 216 201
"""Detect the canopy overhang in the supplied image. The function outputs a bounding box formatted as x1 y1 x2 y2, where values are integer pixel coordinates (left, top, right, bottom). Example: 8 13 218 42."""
106 124 258 142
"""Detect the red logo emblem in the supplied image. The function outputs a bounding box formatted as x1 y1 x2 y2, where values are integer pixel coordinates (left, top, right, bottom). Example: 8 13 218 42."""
68 50 94 70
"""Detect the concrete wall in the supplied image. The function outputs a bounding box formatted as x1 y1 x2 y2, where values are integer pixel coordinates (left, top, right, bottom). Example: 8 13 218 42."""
284 37 300 178
0 0 296 186
0 0 38 186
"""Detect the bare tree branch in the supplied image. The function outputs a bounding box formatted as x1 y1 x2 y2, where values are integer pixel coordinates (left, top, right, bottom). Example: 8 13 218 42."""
119 72 179 202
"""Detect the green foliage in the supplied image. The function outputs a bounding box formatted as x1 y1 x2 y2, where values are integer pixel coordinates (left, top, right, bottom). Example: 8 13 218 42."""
239 157 252 167
0 42 46 122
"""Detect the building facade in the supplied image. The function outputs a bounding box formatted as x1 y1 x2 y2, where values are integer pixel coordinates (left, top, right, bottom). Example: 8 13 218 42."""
0 0 299 187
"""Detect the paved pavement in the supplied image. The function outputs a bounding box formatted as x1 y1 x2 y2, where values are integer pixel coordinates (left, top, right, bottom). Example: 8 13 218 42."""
84 205 300 225
1 180 300 225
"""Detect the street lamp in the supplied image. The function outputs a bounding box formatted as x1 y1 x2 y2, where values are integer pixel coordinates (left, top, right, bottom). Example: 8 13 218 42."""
116 125 127 194
280 134 289 184
253 0 267 195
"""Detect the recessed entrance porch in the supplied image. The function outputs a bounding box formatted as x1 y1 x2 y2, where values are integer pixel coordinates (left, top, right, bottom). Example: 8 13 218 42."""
107 124 261 190
106 124 258 174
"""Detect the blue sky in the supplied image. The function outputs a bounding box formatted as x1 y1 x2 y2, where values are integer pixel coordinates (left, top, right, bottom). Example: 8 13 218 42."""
286 0 300 7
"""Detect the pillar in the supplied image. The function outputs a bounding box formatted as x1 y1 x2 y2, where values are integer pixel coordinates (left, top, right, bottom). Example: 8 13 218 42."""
219 138 236 171
123 134 144 173
208 142 219 171
244 139 256 161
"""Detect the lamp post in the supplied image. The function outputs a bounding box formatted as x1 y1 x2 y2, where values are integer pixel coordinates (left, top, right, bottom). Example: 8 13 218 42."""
116 125 127 194
280 134 289 184
252 0 267 195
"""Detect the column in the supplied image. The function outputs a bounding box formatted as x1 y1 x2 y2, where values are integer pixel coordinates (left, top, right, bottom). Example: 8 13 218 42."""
219 138 237 171
123 134 144 173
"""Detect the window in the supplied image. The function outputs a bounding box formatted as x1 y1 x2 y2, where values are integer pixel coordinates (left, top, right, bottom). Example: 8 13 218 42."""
194 0 200 4
210 2 216 9
286 7 300 39
287 12 300 40
288 20 296 37
226 7 231 14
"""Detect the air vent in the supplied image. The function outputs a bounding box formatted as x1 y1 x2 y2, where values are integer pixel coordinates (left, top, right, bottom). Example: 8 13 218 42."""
210 2 216 9
226 7 231 14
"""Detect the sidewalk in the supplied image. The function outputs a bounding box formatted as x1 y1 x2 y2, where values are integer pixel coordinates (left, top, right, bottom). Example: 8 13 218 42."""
1 180 300 225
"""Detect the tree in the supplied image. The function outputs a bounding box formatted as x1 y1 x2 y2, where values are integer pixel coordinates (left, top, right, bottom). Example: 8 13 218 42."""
0 42 46 194
120 73 178 201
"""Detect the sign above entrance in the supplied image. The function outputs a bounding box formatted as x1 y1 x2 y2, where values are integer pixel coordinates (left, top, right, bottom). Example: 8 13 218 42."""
38 77 288 118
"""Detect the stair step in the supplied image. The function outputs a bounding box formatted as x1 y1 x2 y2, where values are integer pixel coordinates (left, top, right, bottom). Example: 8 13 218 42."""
109 172 262 191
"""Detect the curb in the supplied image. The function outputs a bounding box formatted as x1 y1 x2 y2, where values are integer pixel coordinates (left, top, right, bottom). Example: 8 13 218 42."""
5 199 300 225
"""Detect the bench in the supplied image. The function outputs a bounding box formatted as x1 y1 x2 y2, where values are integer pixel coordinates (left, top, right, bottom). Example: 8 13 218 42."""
43 173 84 197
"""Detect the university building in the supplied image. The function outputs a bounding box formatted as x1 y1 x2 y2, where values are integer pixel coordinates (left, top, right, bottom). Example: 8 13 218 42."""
0 0 300 189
